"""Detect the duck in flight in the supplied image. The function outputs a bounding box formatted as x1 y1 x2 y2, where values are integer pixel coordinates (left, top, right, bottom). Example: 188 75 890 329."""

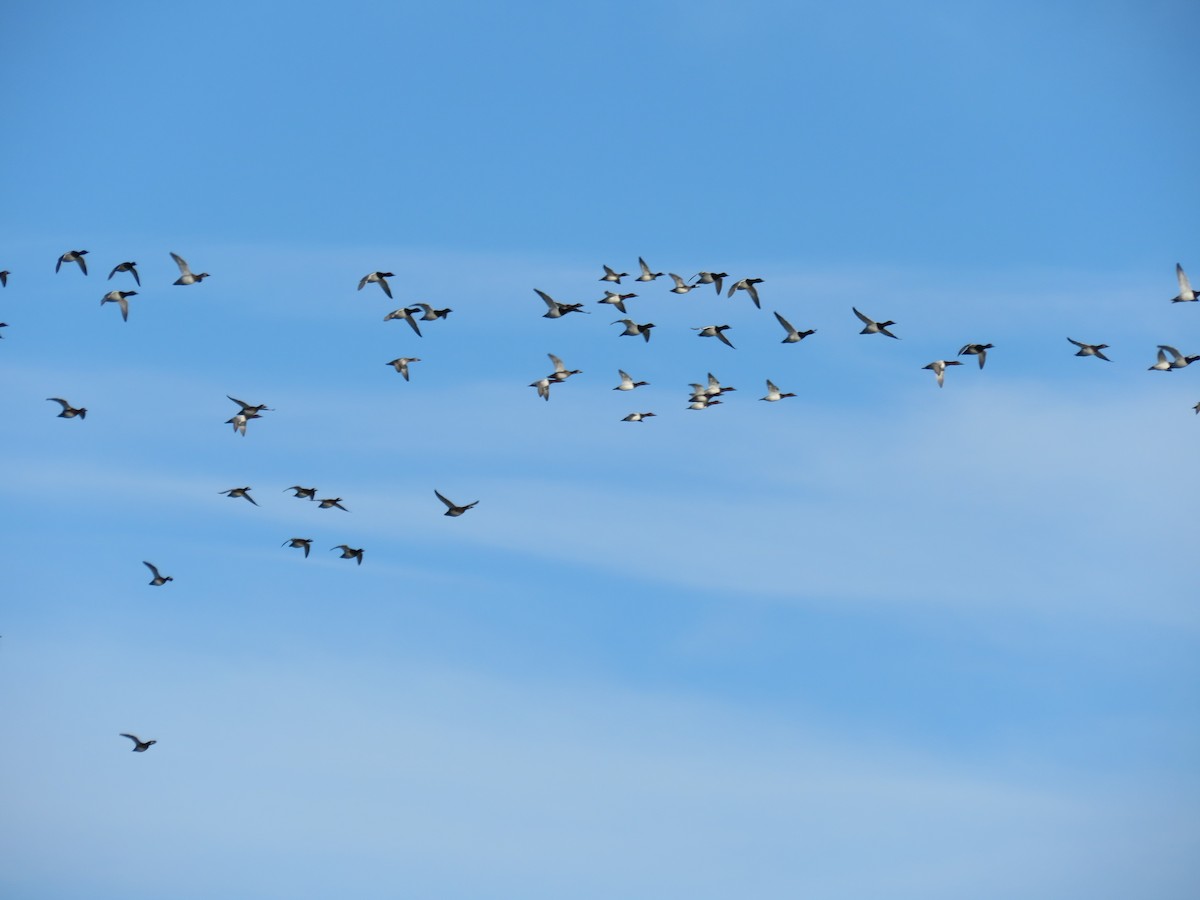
599 265 629 284
535 289 588 318
383 306 424 335
923 359 963 387
1170 264 1196 303
143 561 173 586
612 319 655 342
622 412 656 422
358 271 395 299
101 290 137 322
285 486 318 500
56 250 88 275
283 538 313 557
727 278 763 308
47 398 87 419
691 271 728 295
853 307 900 339
546 353 582 382
108 261 140 285
318 497 349 511
1149 345 1199 371
693 324 735 348
760 379 796 401
331 545 364 565
220 486 258 506
773 311 815 343
435 489 478 517
1067 337 1110 361
170 252 210 285
597 290 637 314
120 734 157 752
614 369 648 391
635 257 663 282
386 357 420 381
957 343 994 369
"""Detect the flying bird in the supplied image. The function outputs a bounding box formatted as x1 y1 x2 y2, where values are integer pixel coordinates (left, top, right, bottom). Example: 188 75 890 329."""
56 250 88 275
957 343 994 369
383 306 424 335
413 302 452 320
727 278 764 307
108 261 140 285
535 289 588 318
635 257 663 282
317 497 349 511
853 307 900 339
530 377 552 401
47 398 87 419
703 372 736 397
599 265 629 284
101 290 137 322
1170 264 1196 303
143 561 173 586
622 412 656 422
773 311 816 343
358 271 395 299
0 270 8 287
923 359 963 387
612 319 655 342
693 324 735 348
331 544 364 565
760 379 796 401
226 413 257 436
283 538 313 558
614 369 648 391
597 291 637 314
435 489 478 517
386 357 421 381
1150 345 1199 371
119 734 156 752
220 486 258 506
667 274 697 294
227 396 271 416
691 271 728 295
546 353 581 382
284 486 318 500
170 252 209 285
1067 337 1110 361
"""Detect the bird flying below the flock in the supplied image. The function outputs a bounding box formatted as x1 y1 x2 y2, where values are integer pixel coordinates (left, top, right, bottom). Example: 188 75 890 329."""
383 306 424 335
108 261 140 285
760 379 796 401
56 250 88 275
957 343 994 369
622 412 656 422
1068 337 1111 361
1170 264 1196 303
386 357 420 381
220 486 258 506
693 324 735 348
358 271 395 299
773 311 816 343
535 289 588 318
612 319 655 342
170 252 209 285
284 486 318 500
727 278 763 308
600 265 629 284
143 561 173 586
614 369 648 391
283 538 313 558
331 545 364 565
47 398 86 419
120 734 156 752
635 257 663 282
598 290 637 313
101 290 136 321
691 272 728 295
923 359 963 387
435 489 478 517
226 413 257 436
530 377 552 401
853 307 900 339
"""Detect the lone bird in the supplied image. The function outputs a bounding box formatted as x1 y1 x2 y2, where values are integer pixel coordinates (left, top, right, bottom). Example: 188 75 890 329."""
284 485 318 500
386 357 420 381
56 250 88 275
957 343 994 369
693 324 735 349
923 359 963 387
331 544 364 565
853 307 900 339
108 261 141 285
435 489 478 517
171 252 210 285
119 734 156 752
143 561 173 586
622 412 656 422
1067 337 1110 361
220 486 258 506
358 271 395 299
774 311 816 343
101 290 137 322
1170 264 1196 303
283 538 313 558
612 319 655 342
47 398 87 419
727 277 764 308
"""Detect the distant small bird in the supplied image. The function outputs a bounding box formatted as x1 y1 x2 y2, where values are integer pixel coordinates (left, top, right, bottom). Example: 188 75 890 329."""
143 561 173 586
547 353 581 382
598 291 637 313
283 538 313 558
760 379 796 401
667 274 697 294
1149 345 1199 371
47 398 86 419
773 311 816 343
530 377 552 401
691 271 728 295
358 271 395 299
687 397 722 410
170 252 209 285
693 324 735 348
101 290 137 322
383 306 424 335
957 343 994 369
703 372 736 397
413 302 452 321
119 733 156 752
0 270 8 287
226 413 257 436
435 489 478 517
386 357 421 381
535 289 588 318
108 261 141 285
1170 264 1196 303
635 257 663 282
853 307 900 339
317 497 349 511
727 278 764 308
220 486 258 506
56 250 88 275
614 369 648 391
599 264 629 284
923 359 963 387
1067 337 1110 361
284 486 318 500
612 319 655 342
331 544 364 565
622 412 656 422
227 396 272 416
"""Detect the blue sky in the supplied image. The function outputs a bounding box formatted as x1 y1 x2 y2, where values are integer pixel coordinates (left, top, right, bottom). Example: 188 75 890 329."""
2 1 1199 897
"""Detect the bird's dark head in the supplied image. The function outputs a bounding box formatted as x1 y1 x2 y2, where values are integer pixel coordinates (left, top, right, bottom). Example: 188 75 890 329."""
78 408 87 419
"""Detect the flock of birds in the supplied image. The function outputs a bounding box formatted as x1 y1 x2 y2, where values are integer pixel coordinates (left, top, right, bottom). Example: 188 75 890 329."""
3 248 1198 751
